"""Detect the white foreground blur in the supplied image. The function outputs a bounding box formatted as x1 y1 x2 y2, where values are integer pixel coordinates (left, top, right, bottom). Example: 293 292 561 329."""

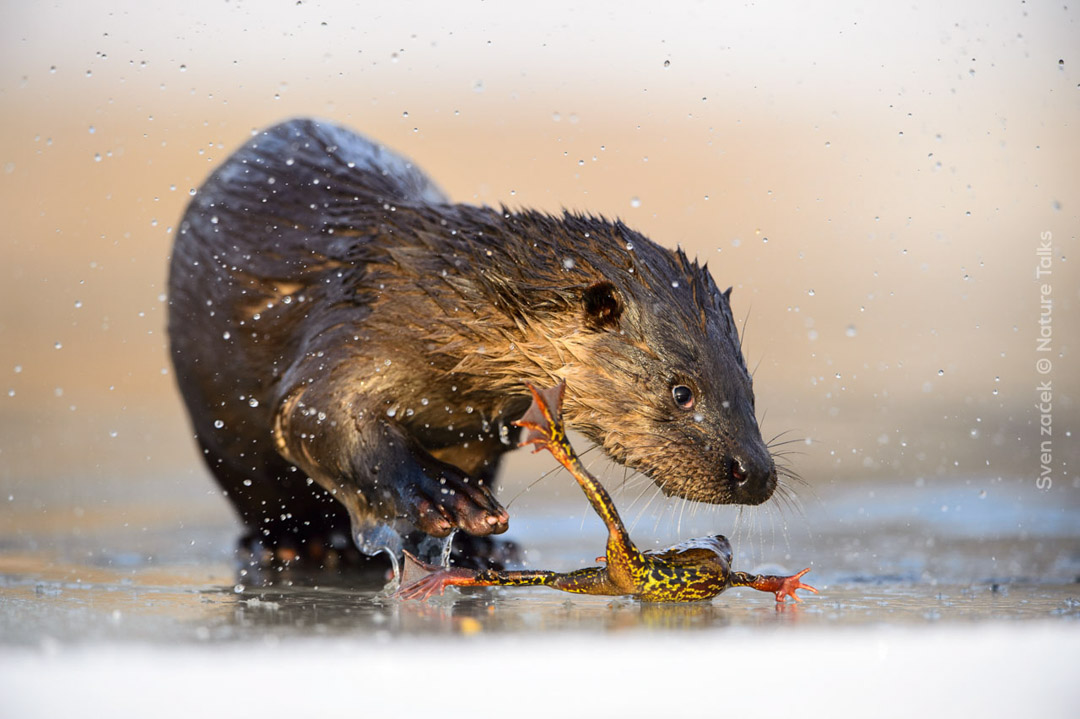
3 621 1078 719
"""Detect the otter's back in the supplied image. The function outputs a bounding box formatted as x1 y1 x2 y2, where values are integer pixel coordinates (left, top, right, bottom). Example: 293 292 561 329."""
168 119 446 457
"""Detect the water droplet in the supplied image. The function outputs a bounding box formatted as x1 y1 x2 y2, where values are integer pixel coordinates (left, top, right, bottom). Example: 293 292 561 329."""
54 342 62 350
93 153 101 162
386 407 397 417
248 398 259 408
402 111 409 118
845 325 857 337
663 60 671 68
938 369 945 376
214 419 224 429
629 197 641 208
222 331 231 340
562 257 575 270
807 289 815 296
179 64 187 72
233 584 245 593
74 300 83 309
88 125 95 134
188 188 197 196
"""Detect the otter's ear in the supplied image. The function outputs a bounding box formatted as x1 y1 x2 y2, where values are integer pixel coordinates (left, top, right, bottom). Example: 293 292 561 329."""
582 280 624 330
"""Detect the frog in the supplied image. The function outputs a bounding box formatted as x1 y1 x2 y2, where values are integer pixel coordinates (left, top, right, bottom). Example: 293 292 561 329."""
396 382 817 603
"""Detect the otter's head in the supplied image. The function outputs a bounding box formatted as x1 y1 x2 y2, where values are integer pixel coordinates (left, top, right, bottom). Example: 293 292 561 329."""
555 221 777 506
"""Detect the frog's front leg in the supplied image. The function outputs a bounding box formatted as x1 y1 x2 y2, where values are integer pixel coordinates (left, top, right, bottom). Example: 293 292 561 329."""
729 568 818 603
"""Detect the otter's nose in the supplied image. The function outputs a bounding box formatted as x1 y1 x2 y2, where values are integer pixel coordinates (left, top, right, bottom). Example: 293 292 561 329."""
730 455 777 505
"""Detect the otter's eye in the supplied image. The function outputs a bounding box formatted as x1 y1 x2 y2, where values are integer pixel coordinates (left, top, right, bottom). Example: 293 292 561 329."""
672 385 694 410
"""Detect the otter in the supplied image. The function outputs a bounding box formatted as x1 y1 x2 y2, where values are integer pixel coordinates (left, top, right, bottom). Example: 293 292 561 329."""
167 118 778 570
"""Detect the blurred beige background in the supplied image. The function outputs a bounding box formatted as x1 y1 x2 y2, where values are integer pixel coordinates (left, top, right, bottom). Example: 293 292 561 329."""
1 0 1077 536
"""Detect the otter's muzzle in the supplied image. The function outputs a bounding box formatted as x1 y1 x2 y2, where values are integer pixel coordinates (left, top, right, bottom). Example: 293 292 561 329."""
728 453 777 505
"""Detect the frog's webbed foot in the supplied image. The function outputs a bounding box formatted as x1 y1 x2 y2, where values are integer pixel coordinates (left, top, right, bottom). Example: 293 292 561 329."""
512 382 566 454
769 568 818 603
394 550 479 600
396 569 478 600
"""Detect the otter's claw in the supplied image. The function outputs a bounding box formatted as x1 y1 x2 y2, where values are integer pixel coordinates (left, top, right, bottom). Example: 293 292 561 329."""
399 467 509 537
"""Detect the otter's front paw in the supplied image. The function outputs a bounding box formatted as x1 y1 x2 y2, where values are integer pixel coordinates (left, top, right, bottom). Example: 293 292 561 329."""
397 469 509 538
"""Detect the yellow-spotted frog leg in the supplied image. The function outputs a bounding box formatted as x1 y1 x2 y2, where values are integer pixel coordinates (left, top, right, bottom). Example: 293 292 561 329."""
396 382 817 603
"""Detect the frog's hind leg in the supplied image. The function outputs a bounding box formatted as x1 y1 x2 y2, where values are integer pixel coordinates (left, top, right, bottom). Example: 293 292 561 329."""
395 568 560 600
396 553 621 600
545 566 624 596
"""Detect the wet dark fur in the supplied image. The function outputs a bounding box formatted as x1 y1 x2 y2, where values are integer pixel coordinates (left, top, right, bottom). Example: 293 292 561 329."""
168 118 776 565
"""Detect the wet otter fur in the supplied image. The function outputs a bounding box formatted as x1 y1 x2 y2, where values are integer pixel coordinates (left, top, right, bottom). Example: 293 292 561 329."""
168 118 778 570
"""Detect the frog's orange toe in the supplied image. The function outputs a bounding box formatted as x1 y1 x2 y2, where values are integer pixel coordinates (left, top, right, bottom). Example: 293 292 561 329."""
775 567 818 603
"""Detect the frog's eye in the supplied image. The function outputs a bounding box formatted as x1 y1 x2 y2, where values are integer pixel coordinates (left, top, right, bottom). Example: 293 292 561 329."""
672 384 694 410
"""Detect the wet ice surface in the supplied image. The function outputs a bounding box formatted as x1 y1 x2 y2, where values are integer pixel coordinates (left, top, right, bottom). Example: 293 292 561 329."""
1 475 1078 717
1 476 1077 640
0 475 1077 641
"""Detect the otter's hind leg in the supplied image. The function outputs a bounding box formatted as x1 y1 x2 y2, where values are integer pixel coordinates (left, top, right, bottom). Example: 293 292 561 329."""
196 437 366 570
